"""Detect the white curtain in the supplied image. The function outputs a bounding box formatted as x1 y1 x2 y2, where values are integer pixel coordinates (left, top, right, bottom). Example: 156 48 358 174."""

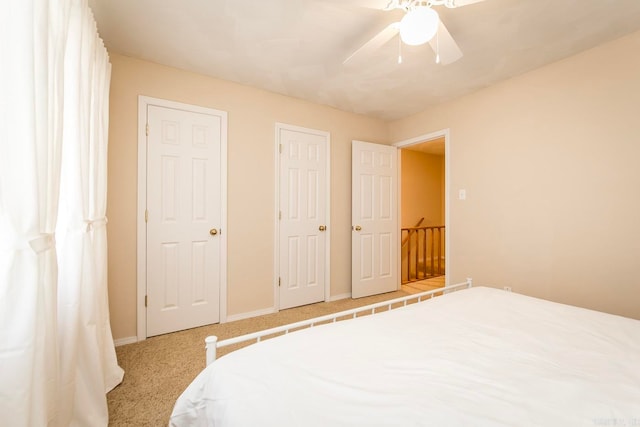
56 1 124 425
0 0 123 426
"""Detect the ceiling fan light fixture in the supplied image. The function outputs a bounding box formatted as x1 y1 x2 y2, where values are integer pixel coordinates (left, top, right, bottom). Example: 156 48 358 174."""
399 7 439 46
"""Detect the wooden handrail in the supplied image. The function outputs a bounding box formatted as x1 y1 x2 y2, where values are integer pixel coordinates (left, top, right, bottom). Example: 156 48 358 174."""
401 217 424 248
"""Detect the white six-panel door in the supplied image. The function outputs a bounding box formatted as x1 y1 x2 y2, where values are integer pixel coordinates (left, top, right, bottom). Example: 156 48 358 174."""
146 104 224 337
352 140 398 298
278 125 329 310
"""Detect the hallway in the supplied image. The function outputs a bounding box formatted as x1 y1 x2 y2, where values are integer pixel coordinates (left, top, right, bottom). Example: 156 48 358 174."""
401 276 446 294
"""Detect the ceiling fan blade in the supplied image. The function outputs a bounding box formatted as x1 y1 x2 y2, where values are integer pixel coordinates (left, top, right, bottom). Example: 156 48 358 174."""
343 22 400 65
428 20 463 65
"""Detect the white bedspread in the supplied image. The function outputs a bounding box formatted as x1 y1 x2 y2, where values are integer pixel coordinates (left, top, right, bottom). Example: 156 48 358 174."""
170 287 640 427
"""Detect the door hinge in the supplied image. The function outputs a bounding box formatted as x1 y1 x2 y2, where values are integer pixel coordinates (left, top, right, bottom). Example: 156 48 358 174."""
279 210 282 220
278 277 281 287
145 209 148 223
146 123 149 136
279 144 283 154
145 295 148 307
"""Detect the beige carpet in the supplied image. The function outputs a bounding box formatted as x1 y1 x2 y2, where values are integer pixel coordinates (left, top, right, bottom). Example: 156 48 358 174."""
107 280 443 426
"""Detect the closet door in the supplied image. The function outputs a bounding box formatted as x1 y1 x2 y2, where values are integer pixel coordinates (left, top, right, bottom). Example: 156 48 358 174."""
145 102 225 336
278 124 329 310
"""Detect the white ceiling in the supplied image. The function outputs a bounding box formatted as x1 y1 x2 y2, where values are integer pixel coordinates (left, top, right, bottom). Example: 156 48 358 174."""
89 0 640 121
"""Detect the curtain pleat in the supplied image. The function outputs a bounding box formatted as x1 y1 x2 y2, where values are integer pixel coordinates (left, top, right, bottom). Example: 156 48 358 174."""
0 0 123 425
56 2 123 425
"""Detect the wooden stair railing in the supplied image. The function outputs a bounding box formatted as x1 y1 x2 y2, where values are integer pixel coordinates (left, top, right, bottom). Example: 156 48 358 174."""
401 224 445 283
401 217 424 248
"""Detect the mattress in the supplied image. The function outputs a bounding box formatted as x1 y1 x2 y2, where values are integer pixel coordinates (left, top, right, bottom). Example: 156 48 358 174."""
170 287 640 427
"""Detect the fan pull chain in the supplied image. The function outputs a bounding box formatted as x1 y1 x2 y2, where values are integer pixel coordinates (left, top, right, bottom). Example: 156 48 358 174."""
398 37 403 64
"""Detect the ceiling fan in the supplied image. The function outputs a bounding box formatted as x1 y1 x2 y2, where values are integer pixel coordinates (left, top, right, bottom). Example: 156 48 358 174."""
343 0 486 66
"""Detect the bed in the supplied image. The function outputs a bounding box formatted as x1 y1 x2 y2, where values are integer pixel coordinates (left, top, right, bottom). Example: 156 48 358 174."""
170 280 640 427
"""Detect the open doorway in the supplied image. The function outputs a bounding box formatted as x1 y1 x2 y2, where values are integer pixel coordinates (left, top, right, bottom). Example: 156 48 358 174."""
395 131 449 294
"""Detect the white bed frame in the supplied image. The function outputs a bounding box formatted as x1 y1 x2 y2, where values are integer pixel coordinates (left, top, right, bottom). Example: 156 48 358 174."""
205 278 473 365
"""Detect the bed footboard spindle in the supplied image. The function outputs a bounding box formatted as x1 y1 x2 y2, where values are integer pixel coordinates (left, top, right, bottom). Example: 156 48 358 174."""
205 336 218 366
203 279 474 365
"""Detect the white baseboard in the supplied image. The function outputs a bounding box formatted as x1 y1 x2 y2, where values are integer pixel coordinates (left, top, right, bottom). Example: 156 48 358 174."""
226 307 277 323
327 292 351 302
114 336 138 347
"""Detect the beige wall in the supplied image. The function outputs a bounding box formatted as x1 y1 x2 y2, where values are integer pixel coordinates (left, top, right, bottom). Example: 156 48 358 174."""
400 150 444 228
108 29 640 340
107 53 388 340
390 30 640 320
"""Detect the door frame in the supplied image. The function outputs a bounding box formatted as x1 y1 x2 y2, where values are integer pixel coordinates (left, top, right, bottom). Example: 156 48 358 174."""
274 123 331 310
136 95 228 342
393 128 451 287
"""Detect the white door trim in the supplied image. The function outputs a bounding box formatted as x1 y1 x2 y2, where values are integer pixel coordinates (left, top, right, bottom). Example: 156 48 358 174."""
393 128 451 286
274 122 331 310
137 95 228 342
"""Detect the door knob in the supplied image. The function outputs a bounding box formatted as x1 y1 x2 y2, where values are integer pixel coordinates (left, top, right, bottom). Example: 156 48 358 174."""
319 225 326 231
354 225 362 231
209 228 218 236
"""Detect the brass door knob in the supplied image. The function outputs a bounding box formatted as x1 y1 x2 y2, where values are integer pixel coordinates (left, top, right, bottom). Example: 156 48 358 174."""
354 225 362 231
319 225 326 231
209 228 218 236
